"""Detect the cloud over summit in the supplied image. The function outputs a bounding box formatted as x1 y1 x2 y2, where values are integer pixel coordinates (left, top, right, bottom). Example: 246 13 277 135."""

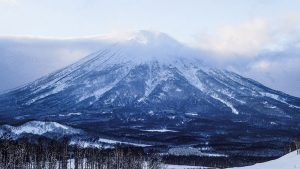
196 15 300 57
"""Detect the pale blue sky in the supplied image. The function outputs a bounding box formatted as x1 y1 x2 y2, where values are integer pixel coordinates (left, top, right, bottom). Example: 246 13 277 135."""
0 0 299 43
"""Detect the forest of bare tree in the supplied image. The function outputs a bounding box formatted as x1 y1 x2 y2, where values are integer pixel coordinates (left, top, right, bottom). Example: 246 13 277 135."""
0 136 164 169
0 135 299 169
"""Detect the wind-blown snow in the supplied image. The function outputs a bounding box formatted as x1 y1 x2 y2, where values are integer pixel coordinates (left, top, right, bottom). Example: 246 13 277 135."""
260 92 300 109
178 64 205 92
25 77 70 105
140 67 176 102
211 94 239 114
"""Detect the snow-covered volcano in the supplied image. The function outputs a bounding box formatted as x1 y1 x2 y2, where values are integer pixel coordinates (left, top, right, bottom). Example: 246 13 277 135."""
0 31 299 157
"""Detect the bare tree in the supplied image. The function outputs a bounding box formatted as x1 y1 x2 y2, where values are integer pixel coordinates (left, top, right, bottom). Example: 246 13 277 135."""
295 136 300 155
0 136 169 169
147 150 165 169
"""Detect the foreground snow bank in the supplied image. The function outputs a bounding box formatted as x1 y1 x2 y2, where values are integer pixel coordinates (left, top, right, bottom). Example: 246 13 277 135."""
231 150 300 169
165 150 300 169
166 164 208 169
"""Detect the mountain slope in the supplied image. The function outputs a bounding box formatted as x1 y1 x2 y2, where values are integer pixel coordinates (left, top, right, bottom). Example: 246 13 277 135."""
0 31 299 157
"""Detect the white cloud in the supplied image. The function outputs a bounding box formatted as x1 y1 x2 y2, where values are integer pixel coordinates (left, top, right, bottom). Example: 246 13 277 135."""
196 19 270 57
195 15 300 58
243 55 300 97
250 60 271 71
0 0 17 5
0 37 109 92
193 15 300 97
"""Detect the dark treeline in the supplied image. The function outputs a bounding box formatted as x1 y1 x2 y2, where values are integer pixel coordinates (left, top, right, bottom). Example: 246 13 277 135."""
284 135 300 155
165 135 300 168
0 136 164 169
1 135 299 169
163 155 277 168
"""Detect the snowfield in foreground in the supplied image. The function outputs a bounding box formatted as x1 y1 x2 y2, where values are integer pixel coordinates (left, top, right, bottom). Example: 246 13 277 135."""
230 150 300 169
166 165 208 169
166 150 299 169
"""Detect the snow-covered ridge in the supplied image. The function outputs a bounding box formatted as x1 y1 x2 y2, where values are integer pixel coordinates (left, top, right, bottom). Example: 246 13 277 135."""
260 92 300 109
211 94 239 115
1 121 82 136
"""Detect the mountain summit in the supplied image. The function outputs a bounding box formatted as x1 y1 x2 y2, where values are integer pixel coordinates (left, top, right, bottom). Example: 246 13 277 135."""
99 30 197 64
105 30 181 45
0 31 299 157
126 30 180 45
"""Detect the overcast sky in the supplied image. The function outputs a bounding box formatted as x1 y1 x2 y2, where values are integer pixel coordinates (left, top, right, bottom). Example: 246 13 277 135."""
0 0 299 97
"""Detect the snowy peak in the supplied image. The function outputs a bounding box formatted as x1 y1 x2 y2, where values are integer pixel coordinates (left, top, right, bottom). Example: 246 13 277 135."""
110 30 189 62
126 30 180 46
104 30 180 46
3 30 299 116
67 30 200 68
113 30 192 64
